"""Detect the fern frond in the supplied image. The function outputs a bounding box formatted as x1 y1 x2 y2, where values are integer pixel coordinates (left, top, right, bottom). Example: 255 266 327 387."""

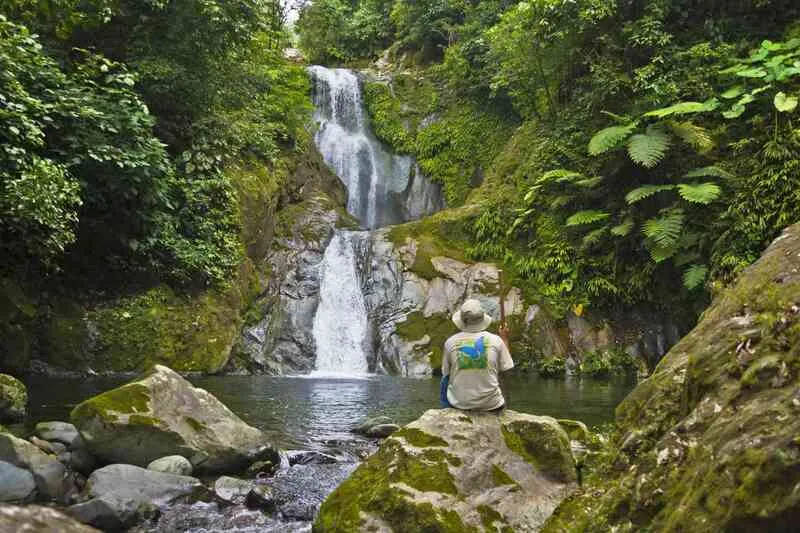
600 110 633 124
535 169 582 184
677 182 722 204
588 123 637 155
643 99 719 118
683 166 735 180
683 264 708 290
575 176 603 188
625 184 676 204
643 210 685 248
566 210 610 227
667 121 713 152
627 125 671 168
610 219 634 237
647 242 679 263
550 195 573 209
582 227 608 247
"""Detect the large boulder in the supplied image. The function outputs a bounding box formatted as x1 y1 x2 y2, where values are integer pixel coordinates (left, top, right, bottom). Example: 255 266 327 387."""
68 464 207 530
70 365 272 473
315 409 577 532
0 431 66 500
35 421 82 448
0 460 36 502
0 504 101 533
0 374 27 422
544 222 800 532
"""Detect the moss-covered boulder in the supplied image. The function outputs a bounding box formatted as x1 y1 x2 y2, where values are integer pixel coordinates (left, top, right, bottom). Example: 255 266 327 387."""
0 374 27 422
71 365 272 474
543 222 800 532
314 409 576 532
0 505 101 533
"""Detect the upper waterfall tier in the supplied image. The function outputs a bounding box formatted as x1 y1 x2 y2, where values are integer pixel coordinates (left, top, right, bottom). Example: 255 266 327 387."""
309 66 443 229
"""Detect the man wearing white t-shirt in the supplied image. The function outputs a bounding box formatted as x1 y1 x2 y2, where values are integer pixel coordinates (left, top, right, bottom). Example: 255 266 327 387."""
441 299 514 412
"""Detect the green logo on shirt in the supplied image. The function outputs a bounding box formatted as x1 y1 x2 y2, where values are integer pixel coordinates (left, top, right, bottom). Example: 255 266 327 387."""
456 336 488 370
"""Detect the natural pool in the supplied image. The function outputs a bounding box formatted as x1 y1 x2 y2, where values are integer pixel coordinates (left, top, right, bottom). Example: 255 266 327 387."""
24 372 635 451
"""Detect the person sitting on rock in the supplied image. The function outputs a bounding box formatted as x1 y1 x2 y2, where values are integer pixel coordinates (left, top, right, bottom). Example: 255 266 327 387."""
441 299 514 411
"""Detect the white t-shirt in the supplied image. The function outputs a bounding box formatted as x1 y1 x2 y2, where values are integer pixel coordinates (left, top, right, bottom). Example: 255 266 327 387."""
442 331 514 411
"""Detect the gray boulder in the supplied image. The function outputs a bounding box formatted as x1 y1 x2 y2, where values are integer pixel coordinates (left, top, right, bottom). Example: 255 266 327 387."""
70 365 272 473
214 476 253 504
69 464 207 530
147 455 193 476
352 415 393 435
0 460 36 502
315 409 577 532
245 484 276 511
0 504 100 533
35 421 82 448
0 374 27 422
0 431 66 500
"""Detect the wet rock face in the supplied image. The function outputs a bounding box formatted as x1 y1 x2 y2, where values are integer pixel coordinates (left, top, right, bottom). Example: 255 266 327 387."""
364 229 525 376
544 222 800 532
234 196 345 375
315 409 578 532
70 365 272 474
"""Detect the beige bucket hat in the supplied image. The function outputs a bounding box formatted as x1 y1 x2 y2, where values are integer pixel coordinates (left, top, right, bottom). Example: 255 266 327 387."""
452 298 493 333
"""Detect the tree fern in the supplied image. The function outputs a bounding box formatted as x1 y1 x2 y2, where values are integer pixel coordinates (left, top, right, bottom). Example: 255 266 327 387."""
610 219 634 236
643 99 719 118
677 182 722 204
550 195 573 209
566 210 610 226
575 176 603 188
643 210 685 248
684 166 735 180
588 123 637 155
625 184 675 204
682 264 708 290
627 125 671 168
668 121 713 152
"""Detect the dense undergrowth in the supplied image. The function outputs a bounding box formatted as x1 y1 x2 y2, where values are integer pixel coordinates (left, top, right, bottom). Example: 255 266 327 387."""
297 0 800 323
0 1 311 371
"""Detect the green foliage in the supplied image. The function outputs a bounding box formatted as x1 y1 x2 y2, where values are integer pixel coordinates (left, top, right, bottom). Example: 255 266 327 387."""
676 182 722 204
588 123 637 155
579 349 637 377
627 125 672 168
566 211 610 227
682 264 708 291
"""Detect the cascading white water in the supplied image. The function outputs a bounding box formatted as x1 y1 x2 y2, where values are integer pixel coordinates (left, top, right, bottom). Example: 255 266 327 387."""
309 66 442 229
311 231 370 375
308 66 443 375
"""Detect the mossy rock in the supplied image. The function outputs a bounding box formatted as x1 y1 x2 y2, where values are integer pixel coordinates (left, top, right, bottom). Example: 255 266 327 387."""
543 223 800 532
0 374 27 422
315 409 575 532
71 365 270 474
395 311 458 373
42 263 258 374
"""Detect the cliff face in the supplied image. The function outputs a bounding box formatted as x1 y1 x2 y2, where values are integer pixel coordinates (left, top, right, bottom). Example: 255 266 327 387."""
544 222 800 532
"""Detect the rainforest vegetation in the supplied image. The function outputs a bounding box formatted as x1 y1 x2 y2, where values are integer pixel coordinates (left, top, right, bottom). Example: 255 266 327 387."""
297 0 800 320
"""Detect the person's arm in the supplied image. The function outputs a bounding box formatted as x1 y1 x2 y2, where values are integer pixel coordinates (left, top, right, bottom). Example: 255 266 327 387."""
440 342 452 408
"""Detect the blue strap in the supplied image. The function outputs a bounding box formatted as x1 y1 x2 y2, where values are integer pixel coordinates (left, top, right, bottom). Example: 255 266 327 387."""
440 375 452 408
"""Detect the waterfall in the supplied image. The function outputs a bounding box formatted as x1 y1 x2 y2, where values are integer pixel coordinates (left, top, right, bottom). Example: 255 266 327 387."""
311 231 370 375
309 66 443 229
308 66 443 375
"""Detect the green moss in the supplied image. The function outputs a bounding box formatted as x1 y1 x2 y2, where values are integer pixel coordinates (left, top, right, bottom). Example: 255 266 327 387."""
477 504 512 532
184 416 204 432
422 448 462 467
71 383 151 422
387 206 478 281
491 464 518 487
395 311 458 372
393 427 449 448
501 421 576 483
314 439 469 533
458 416 474 424
127 414 162 427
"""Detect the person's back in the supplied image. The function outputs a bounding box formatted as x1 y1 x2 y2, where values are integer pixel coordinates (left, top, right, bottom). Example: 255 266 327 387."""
441 299 514 411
